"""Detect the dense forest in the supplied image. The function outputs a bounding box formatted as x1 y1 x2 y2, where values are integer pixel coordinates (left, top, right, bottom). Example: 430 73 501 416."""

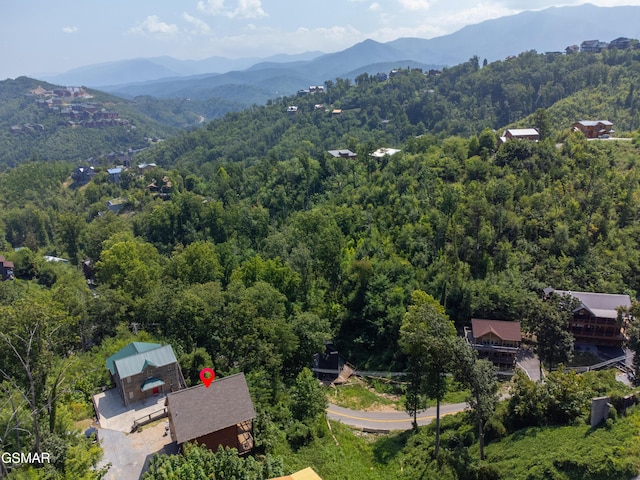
2 49 640 479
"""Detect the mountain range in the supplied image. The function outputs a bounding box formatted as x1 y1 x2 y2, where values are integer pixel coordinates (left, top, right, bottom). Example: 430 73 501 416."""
43 4 640 98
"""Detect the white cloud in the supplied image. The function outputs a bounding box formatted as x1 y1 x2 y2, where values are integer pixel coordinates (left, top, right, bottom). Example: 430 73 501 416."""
233 0 267 18
183 12 211 35
369 3 381 11
197 0 267 18
129 15 178 37
397 0 431 11
197 0 226 15
62 26 78 34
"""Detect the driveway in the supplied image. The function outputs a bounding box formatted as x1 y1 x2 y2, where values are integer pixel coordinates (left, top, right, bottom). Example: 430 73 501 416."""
516 346 541 382
93 389 168 432
98 421 178 480
327 402 467 432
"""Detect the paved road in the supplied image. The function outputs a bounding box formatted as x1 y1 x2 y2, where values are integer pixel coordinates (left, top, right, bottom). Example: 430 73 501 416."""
327 402 468 431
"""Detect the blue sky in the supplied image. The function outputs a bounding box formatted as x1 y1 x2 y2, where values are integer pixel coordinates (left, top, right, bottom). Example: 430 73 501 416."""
2 1 640 79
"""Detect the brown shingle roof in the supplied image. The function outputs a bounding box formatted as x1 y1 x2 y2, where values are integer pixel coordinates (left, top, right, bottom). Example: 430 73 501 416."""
471 319 521 342
166 373 255 445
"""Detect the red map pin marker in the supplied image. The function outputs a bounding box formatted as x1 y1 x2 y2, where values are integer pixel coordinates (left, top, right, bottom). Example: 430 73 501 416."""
199 368 215 388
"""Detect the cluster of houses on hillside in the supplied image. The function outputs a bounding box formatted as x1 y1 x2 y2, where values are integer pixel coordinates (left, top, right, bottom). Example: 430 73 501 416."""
565 37 638 55
10 85 131 133
465 287 632 374
499 119 614 145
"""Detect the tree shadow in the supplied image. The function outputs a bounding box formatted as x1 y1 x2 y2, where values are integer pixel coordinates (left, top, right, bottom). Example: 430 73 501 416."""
372 429 412 465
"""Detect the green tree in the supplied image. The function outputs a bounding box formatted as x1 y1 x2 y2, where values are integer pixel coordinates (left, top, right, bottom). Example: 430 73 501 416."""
399 290 456 457
455 340 499 461
96 234 163 299
525 294 576 371
290 367 327 424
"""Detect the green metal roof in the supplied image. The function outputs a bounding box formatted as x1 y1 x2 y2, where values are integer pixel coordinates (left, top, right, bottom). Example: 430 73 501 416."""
141 378 165 392
113 344 177 379
106 342 162 375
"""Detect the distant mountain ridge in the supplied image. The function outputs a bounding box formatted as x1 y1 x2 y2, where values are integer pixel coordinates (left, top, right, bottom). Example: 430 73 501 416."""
42 51 324 88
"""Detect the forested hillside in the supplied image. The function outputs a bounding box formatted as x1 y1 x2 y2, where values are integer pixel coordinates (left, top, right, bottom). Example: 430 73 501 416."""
2 49 640 479
0 77 176 168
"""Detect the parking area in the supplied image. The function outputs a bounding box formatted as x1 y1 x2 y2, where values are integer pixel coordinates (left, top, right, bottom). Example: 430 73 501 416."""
98 422 178 480
93 389 168 432
93 389 177 479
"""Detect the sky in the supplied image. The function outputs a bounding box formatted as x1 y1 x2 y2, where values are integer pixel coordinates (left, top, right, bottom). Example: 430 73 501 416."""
2 1 640 79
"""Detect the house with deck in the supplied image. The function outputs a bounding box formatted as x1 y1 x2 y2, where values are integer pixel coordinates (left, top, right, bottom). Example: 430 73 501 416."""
166 373 255 456
464 319 521 373
498 128 540 145
572 120 614 138
544 288 632 347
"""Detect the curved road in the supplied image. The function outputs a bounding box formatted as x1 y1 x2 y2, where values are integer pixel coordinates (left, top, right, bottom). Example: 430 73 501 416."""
327 402 468 431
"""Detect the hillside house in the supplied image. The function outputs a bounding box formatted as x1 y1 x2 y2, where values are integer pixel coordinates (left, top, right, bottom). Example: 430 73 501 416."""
498 128 539 145
371 147 401 158
327 149 357 159
106 342 185 407
166 373 255 456
464 319 521 373
107 167 122 183
609 37 632 49
0 256 15 281
544 288 632 347
572 120 614 138
581 40 608 53
71 166 96 184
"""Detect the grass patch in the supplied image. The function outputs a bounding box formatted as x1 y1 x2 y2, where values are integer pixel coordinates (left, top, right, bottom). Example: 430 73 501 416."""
484 405 640 479
279 420 404 479
328 381 399 411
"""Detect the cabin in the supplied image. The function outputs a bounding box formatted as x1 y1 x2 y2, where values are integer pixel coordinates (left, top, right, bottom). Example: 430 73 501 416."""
327 149 357 159
166 373 255 456
0 256 15 281
71 166 96 185
106 342 185 407
544 288 632 347
498 128 539 145
572 120 614 139
464 319 521 373
370 147 401 158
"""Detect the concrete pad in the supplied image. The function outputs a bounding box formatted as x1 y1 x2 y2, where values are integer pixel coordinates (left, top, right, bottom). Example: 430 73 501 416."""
98 421 178 480
94 389 168 432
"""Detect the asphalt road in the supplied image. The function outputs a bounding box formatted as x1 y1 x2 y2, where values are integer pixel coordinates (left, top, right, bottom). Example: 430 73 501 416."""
327 402 468 431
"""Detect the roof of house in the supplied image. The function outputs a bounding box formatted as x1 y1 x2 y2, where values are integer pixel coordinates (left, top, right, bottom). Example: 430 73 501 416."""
546 288 631 319
327 149 357 158
575 120 613 127
113 344 178 379
270 467 323 480
371 147 401 158
106 342 163 376
471 319 522 342
166 373 256 445
504 128 539 137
